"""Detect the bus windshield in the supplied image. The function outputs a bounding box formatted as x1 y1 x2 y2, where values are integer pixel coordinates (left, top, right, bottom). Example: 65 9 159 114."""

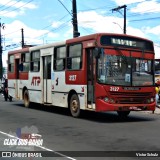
97 50 154 86
155 60 160 74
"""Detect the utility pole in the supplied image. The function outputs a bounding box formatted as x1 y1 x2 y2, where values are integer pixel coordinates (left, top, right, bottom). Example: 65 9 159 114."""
21 28 24 48
0 20 5 80
112 5 127 34
72 0 80 38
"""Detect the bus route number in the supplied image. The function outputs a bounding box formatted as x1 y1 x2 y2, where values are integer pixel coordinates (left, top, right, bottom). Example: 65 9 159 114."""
69 75 77 81
110 87 119 91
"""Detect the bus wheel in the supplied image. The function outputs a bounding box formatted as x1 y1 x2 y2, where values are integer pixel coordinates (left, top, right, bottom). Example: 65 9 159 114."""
69 94 80 118
117 111 130 118
23 90 30 108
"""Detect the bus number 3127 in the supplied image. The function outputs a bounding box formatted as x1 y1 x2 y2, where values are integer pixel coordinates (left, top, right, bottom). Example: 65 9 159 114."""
110 87 119 92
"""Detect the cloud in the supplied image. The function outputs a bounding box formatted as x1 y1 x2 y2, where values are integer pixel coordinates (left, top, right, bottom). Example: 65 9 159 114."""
113 0 145 5
5 21 53 43
126 26 146 38
77 10 147 38
2 7 159 67
113 0 160 14
142 25 160 46
130 0 160 13
0 0 37 9
52 21 63 28
78 11 124 33
144 25 160 35
0 0 38 18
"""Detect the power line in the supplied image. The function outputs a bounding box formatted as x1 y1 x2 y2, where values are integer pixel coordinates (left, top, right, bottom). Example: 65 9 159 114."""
36 19 71 40
57 0 72 17
0 0 34 16
0 0 22 12
129 16 160 22
0 0 16 9
40 14 69 30
3 29 20 36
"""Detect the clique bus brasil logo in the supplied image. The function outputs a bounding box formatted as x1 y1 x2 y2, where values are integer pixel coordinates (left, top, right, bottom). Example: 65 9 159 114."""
4 126 43 147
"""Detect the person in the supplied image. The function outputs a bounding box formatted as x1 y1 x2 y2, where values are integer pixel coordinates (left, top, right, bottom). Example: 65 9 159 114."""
155 84 160 108
3 77 8 101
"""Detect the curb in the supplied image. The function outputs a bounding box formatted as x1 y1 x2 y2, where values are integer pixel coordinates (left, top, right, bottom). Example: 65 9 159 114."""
141 108 160 115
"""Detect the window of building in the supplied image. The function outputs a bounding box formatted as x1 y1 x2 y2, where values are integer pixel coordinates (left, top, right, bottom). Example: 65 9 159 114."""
54 46 66 71
21 52 30 72
8 55 14 72
30 51 40 72
67 44 82 70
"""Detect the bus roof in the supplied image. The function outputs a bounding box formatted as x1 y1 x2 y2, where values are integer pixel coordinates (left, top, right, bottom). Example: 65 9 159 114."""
29 41 65 51
8 47 29 55
66 33 154 44
8 33 154 54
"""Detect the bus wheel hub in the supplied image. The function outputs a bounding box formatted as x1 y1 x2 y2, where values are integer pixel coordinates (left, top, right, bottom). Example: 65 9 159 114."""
71 100 78 112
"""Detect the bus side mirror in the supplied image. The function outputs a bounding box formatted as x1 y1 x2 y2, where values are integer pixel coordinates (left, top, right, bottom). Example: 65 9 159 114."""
18 63 23 71
93 48 101 58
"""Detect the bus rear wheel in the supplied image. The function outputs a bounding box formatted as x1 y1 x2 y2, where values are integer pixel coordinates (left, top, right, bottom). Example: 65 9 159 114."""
69 94 80 118
117 111 130 118
23 90 30 108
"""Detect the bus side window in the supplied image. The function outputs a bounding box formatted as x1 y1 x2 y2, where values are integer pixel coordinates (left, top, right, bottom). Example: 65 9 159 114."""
30 51 40 72
8 55 14 72
54 46 66 71
67 43 82 70
21 53 30 72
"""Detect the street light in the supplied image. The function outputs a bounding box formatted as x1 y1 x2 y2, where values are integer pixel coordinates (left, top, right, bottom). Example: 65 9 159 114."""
113 22 123 33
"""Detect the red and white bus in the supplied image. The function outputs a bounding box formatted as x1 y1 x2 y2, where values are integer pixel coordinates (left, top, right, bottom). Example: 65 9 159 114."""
8 33 155 117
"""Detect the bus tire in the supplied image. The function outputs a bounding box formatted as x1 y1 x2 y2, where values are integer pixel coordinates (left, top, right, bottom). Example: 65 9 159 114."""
117 111 130 118
23 90 30 108
69 94 80 118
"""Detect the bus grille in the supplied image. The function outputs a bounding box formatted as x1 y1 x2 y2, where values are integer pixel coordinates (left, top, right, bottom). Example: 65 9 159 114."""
109 92 153 104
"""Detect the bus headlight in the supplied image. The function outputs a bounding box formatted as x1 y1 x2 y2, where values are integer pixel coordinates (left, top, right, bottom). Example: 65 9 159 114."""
146 99 151 103
110 98 115 103
104 97 109 102
150 98 154 102
146 98 154 104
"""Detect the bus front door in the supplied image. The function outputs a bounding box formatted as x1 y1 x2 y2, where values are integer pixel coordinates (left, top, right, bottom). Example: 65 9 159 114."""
15 59 20 98
43 56 52 104
87 49 96 110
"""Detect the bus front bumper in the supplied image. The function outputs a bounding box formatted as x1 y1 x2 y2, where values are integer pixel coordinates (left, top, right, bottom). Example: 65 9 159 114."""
96 99 155 112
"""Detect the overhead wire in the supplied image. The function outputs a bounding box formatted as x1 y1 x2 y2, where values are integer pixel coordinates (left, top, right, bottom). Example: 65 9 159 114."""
3 29 20 36
3 0 160 47
57 0 72 17
129 16 160 22
0 0 34 16
0 0 22 12
0 0 17 9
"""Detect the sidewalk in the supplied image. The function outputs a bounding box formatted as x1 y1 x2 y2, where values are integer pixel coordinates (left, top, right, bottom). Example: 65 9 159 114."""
142 107 160 115
153 101 160 114
139 101 160 115
153 107 160 114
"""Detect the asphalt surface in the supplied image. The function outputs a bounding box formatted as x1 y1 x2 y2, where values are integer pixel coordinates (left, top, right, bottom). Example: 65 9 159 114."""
0 94 160 160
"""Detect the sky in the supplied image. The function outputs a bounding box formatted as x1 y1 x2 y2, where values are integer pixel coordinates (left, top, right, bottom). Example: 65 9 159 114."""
1 0 160 67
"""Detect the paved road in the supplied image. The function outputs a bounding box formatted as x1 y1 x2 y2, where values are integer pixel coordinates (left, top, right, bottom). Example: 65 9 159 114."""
0 95 160 160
